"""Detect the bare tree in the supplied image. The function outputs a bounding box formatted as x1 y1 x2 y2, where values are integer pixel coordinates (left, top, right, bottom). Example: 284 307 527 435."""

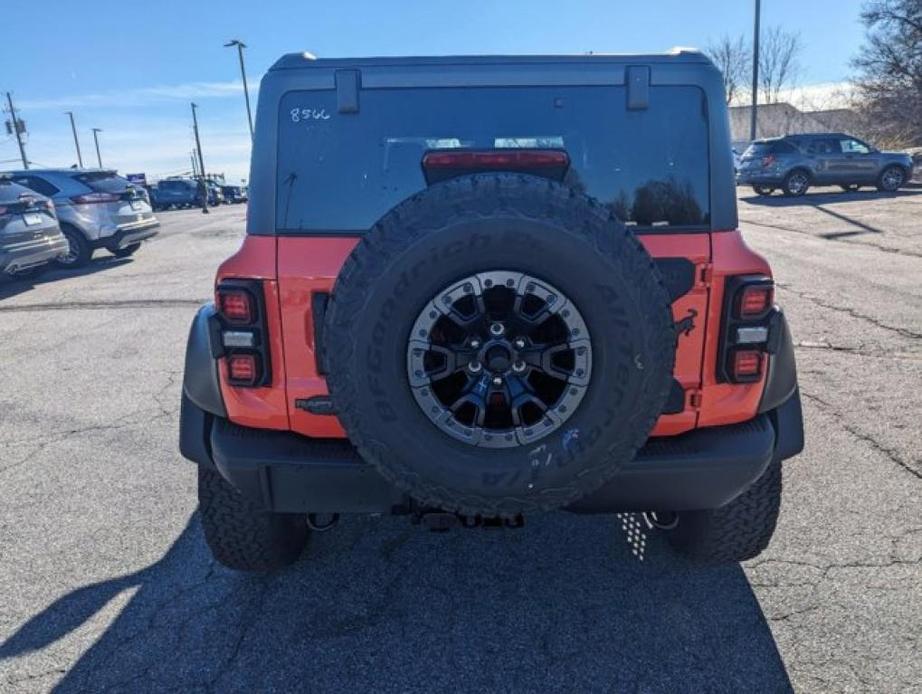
852 0 922 147
759 26 802 103
705 34 751 104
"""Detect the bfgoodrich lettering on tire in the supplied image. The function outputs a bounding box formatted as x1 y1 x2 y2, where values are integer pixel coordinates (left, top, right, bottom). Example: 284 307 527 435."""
323 174 676 517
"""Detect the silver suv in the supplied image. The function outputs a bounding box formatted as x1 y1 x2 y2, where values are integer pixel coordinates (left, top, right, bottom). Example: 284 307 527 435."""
736 133 914 197
5 168 159 267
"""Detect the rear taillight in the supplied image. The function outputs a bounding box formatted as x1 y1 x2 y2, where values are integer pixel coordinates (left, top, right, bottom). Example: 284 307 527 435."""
719 276 776 384
227 353 259 386
215 280 271 388
422 149 570 184
70 192 120 204
730 349 763 382
737 284 773 319
217 288 254 324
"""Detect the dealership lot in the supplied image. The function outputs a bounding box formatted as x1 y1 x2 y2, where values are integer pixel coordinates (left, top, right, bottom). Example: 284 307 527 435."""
0 191 920 692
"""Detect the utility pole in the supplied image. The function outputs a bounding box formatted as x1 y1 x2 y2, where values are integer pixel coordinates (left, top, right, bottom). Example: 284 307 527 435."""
91 128 103 167
5 92 28 169
749 0 762 142
224 39 254 141
66 111 84 168
191 151 198 177
191 103 209 214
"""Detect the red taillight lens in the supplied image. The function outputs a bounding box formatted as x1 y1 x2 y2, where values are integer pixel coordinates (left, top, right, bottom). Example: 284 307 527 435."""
227 354 258 385
760 154 776 168
422 149 570 171
731 350 763 381
218 289 254 324
738 284 773 318
70 192 120 204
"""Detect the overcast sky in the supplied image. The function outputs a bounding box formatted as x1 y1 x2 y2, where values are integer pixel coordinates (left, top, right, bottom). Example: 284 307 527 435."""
0 0 866 182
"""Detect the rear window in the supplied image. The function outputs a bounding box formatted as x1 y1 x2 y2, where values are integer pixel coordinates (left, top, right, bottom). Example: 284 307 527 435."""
76 171 131 193
744 141 797 156
276 85 710 232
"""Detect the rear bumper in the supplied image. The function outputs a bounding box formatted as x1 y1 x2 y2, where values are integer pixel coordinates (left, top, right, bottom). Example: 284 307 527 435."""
99 220 160 249
736 172 785 186
180 388 804 515
0 233 69 273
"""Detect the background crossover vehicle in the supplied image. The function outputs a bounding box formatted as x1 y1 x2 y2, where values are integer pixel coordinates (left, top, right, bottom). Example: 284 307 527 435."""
736 133 914 197
5 168 159 267
0 175 68 279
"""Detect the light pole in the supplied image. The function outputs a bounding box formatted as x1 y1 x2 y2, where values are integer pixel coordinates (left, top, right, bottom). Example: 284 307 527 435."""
5 92 28 169
224 39 254 141
91 128 103 168
66 112 84 168
749 0 762 142
191 103 209 214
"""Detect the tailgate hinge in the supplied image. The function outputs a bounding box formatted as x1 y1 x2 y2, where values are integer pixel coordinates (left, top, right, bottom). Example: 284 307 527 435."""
696 263 714 288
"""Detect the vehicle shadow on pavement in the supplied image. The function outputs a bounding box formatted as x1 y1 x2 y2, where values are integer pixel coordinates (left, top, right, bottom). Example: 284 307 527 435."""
0 258 134 302
0 513 791 693
738 188 921 208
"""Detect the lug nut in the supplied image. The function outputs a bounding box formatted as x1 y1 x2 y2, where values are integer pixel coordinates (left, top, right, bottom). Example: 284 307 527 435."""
489 322 505 336
513 338 526 349
513 360 526 373
492 376 503 386
469 361 482 373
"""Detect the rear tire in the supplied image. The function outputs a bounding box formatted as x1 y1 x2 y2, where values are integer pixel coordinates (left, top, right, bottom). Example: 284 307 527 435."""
664 456 782 564
198 466 309 571
877 165 905 192
781 170 810 197
54 225 92 268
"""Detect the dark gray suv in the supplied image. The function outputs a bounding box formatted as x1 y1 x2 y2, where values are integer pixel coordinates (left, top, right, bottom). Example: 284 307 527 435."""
736 133 913 197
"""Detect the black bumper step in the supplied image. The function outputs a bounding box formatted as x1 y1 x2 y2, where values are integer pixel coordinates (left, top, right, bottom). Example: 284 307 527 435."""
207 396 797 514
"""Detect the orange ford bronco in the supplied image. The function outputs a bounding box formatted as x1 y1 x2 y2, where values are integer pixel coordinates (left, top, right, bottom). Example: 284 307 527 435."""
180 50 804 571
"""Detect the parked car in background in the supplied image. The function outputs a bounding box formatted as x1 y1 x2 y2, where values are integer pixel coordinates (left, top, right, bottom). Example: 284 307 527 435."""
207 181 225 206
736 133 914 197
150 178 202 210
221 185 248 204
0 175 68 279
6 168 159 268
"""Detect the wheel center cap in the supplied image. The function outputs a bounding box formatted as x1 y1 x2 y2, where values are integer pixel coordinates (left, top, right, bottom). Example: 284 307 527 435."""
485 344 512 372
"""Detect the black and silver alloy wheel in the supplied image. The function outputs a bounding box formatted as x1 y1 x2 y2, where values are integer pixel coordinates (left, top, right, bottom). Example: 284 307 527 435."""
783 170 809 197
879 166 904 192
407 270 591 448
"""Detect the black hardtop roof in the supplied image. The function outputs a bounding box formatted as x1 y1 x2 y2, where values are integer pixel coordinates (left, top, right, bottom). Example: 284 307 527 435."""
269 49 712 72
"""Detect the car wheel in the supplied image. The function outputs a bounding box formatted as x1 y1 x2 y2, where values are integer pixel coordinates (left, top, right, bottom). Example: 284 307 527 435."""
198 466 309 571
877 165 905 192
323 174 676 517
781 170 810 197
54 225 92 268
111 243 141 258
752 185 774 196
662 455 782 564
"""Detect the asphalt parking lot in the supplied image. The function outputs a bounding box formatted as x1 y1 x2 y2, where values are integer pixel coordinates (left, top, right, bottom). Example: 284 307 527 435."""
1 188 920 693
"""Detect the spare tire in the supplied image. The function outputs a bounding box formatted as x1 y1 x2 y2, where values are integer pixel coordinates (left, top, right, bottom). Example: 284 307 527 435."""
324 174 675 516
